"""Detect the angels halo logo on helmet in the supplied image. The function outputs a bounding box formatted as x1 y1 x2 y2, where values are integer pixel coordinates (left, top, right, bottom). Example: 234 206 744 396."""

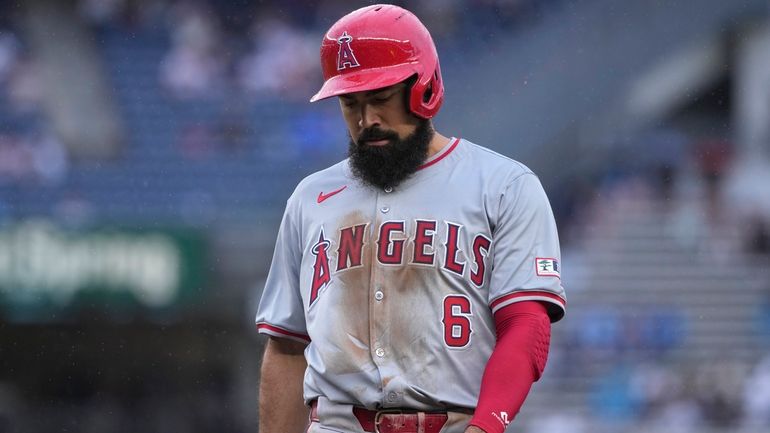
310 4 444 119
336 31 360 70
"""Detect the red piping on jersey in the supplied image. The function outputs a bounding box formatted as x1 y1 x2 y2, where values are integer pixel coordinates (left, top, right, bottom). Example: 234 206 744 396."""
489 291 566 312
257 323 311 342
418 137 460 171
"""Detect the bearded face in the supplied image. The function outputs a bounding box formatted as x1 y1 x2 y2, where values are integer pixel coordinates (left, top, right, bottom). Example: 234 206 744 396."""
347 118 434 190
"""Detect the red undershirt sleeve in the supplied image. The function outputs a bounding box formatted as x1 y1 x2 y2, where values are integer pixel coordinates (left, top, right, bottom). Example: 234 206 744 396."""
467 300 552 433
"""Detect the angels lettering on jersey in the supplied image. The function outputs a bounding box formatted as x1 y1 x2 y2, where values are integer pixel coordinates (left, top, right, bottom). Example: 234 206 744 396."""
309 220 491 306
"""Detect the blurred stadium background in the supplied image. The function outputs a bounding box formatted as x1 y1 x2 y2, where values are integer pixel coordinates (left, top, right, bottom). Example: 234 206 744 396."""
0 0 769 432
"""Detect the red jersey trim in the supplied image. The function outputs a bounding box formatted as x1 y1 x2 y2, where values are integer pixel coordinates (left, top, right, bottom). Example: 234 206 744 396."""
418 137 460 171
257 323 311 343
490 291 566 316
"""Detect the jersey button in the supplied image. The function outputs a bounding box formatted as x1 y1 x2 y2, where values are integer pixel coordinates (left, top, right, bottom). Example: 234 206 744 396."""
374 291 384 301
375 347 385 357
387 391 398 402
384 186 393 193
380 206 390 213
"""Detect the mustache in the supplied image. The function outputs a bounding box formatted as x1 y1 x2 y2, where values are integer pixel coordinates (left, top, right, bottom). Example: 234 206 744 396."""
357 127 399 144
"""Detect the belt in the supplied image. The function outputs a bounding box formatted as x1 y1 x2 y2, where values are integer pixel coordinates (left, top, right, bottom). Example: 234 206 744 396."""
309 400 449 433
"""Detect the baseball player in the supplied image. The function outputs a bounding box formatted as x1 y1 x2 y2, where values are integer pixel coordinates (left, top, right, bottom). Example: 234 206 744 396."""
256 5 566 433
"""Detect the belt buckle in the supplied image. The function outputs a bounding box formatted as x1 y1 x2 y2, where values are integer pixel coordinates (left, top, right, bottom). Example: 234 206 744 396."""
373 409 404 433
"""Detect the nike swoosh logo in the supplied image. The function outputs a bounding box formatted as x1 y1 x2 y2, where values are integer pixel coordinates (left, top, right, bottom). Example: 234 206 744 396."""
317 185 347 203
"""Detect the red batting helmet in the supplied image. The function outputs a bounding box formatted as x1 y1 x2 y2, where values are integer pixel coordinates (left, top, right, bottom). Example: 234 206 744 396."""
309 4 444 119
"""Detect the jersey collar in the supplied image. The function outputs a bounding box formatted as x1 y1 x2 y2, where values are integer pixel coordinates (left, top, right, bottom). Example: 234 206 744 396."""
340 137 462 186
418 137 460 171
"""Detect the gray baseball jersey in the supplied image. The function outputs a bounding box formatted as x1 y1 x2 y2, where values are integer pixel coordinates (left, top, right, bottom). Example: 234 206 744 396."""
256 137 565 412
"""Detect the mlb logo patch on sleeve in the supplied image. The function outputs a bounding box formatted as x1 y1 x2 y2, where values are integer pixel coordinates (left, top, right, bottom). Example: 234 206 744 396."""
535 257 560 277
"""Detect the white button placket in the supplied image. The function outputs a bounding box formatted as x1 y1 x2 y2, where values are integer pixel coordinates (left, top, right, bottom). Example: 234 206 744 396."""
370 187 396 404
370 189 390 368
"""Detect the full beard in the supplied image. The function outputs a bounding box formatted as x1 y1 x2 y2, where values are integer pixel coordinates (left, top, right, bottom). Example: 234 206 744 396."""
347 119 433 190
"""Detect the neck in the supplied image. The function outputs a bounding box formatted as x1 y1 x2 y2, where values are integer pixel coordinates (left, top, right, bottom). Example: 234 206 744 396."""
427 131 451 158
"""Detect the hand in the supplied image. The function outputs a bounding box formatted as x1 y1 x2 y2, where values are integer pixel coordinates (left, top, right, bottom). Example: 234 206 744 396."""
464 426 487 433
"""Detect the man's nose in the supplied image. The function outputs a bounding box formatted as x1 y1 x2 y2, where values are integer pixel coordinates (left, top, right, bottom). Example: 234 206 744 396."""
358 104 381 129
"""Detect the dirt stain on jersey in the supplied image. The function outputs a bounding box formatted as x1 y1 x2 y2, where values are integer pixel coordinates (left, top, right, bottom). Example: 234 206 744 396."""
381 263 440 393
381 375 393 387
325 210 373 373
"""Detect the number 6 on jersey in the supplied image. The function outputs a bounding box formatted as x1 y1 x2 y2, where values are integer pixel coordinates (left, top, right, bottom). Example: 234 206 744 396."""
442 295 473 348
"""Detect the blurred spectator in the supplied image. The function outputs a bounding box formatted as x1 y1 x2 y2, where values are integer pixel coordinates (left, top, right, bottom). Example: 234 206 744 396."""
743 354 770 428
160 44 224 99
743 355 770 428
28 130 69 185
589 364 638 424
575 306 623 354
6 54 43 114
0 133 34 183
692 137 733 216
629 362 702 429
637 128 688 201
79 0 167 30
744 214 770 255
0 30 20 86
724 156 770 232
758 295 770 341
694 359 748 428
236 12 317 101
290 106 347 160
650 397 703 430
169 1 219 53
78 0 126 27
667 195 708 252
628 362 676 415
0 131 68 186
159 1 225 99
639 308 686 353
550 175 598 245
525 412 589 433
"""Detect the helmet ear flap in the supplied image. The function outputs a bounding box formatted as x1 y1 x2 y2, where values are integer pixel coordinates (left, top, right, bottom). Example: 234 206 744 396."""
409 63 444 119
403 75 419 111
423 81 434 104
423 69 442 103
